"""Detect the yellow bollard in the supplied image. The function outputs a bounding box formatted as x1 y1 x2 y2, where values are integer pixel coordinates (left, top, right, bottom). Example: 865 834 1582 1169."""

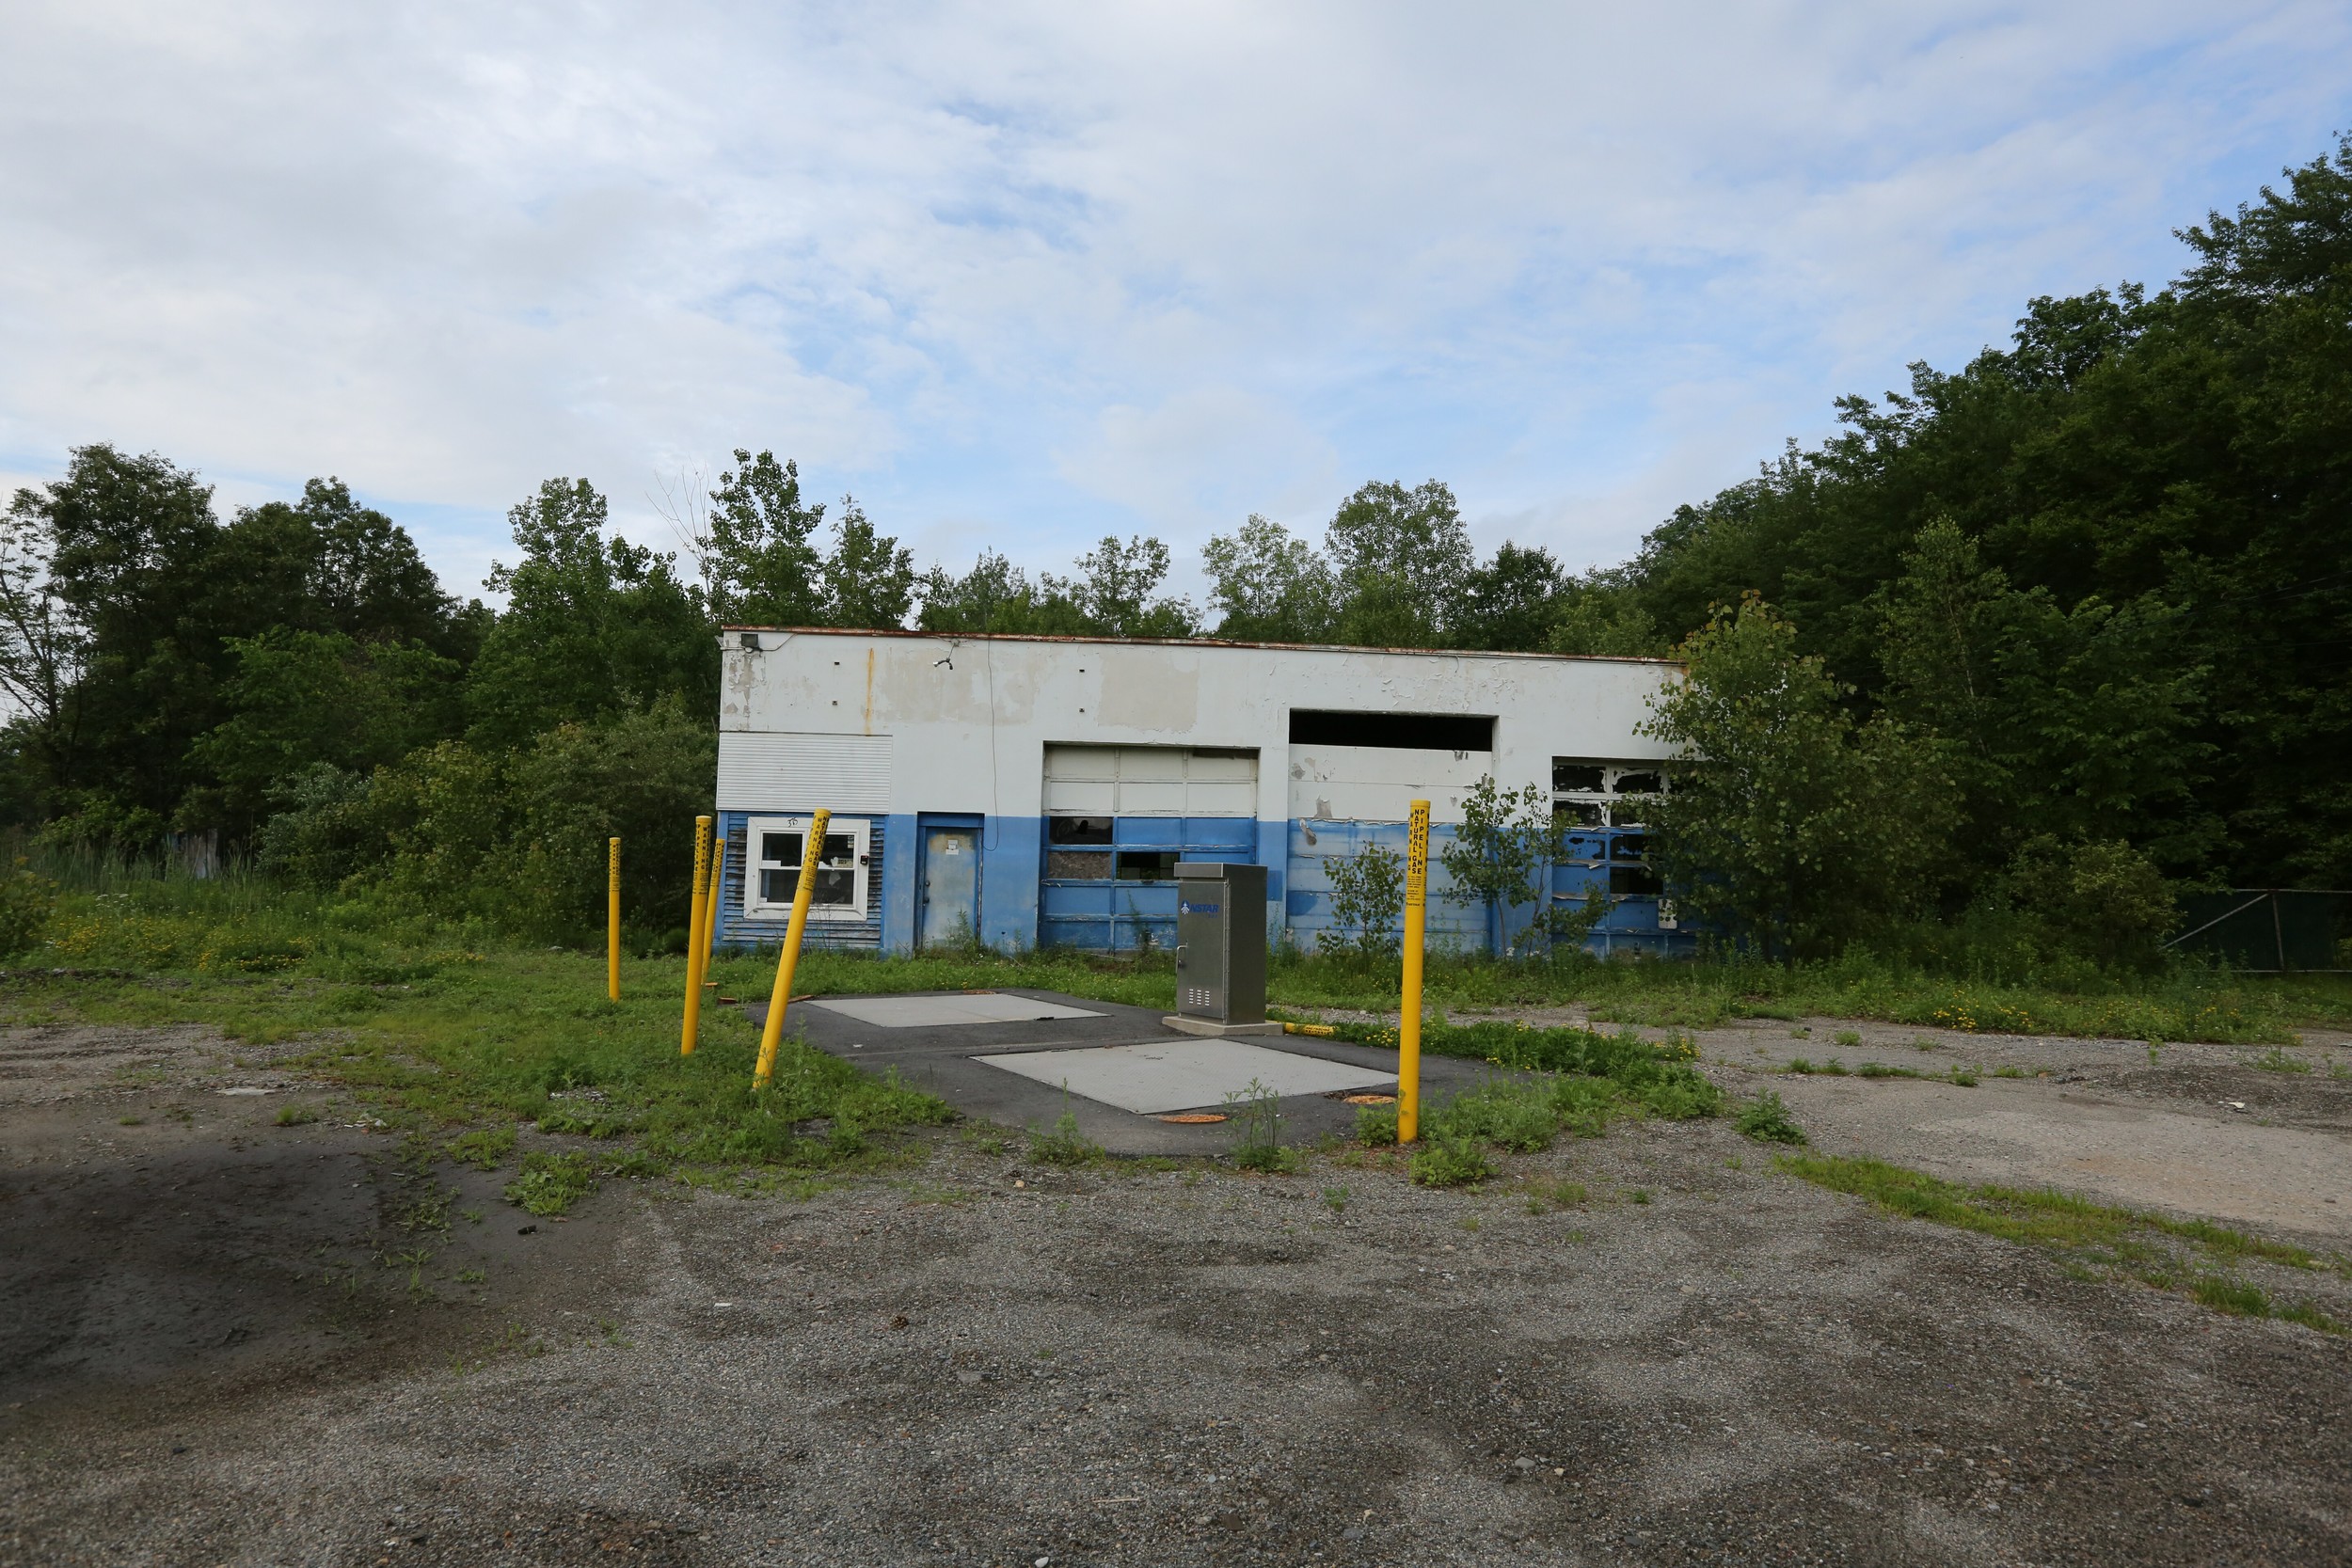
607 837 622 1003
680 816 713 1055
701 832 724 967
1398 799 1429 1144
754 808 830 1088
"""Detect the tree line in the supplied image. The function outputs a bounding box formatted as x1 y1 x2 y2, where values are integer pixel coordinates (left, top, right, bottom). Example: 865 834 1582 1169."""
2 137 2345 956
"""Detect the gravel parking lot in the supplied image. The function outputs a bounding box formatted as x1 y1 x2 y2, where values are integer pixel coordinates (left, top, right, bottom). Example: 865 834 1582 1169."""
5 1015 2350 1566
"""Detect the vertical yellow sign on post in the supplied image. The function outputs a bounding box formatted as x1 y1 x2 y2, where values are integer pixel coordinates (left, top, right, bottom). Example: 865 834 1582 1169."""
606 837 622 1003
700 832 724 965
680 816 713 1054
755 808 831 1088
1399 799 1429 1144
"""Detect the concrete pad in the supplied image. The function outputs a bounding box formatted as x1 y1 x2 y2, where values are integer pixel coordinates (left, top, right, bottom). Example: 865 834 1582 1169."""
809 993 1103 1028
765 988 1486 1154
972 1038 1396 1115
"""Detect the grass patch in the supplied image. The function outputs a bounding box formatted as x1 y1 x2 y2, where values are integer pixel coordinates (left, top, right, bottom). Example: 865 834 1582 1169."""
1028 1106 1103 1167
1293 1014 1721 1121
1735 1090 1805 1145
1520 1176 1588 1212
1778 1152 2340 1331
6 895 954 1203
1409 1136 1495 1188
443 1127 516 1169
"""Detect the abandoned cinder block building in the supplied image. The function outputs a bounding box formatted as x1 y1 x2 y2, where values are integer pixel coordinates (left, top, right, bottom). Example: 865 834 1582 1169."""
708 626 1693 959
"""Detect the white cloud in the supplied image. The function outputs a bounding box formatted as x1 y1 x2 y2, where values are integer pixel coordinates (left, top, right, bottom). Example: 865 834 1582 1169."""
0 1 2345 595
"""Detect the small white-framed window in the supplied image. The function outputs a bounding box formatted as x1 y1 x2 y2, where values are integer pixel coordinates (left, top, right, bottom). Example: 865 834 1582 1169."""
745 816 871 922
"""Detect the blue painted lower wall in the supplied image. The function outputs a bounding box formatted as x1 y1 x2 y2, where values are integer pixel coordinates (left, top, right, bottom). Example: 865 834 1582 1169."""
709 807 1695 959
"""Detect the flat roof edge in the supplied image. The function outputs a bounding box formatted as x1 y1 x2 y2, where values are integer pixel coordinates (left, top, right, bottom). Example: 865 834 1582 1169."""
717 625 1681 667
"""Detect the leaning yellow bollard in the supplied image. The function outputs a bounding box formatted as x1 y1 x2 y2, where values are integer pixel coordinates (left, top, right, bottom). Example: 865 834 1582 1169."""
1398 799 1429 1144
607 837 622 1003
680 816 713 1055
754 808 831 1088
701 831 724 967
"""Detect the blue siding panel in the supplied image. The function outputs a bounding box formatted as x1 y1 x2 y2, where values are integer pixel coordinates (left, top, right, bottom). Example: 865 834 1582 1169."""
1038 813 1260 952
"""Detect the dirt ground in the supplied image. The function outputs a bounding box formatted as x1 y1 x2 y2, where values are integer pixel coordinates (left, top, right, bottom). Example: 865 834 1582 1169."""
4 1010 2350 1567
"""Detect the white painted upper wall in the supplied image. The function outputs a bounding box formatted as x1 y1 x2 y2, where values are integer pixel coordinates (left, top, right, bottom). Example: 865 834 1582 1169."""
716 629 1681 823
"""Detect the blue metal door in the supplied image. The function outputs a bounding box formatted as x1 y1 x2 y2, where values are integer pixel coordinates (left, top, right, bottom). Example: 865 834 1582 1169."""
917 825 980 949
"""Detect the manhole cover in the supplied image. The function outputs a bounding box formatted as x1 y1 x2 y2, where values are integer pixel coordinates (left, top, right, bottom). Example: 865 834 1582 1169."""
1157 1113 1228 1124
1342 1093 1396 1104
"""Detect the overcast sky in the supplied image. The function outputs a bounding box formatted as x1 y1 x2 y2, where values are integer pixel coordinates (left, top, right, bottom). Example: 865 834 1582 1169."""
2 3 2346 604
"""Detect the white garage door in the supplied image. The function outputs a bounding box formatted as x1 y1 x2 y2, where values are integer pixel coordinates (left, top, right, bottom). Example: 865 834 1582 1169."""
1041 745 1259 816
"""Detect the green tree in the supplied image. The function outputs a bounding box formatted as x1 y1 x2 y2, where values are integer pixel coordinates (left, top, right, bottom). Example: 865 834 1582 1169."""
1544 577 1669 657
188 629 462 836
819 499 917 629
1621 136 2352 892
17 445 220 834
1640 595 1958 959
916 550 1089 635
1874 515 2209 881
1321 839 1404 961
1042 534 1194 638
4 449 471 844
504 701 720 937
1325 480 1472 647
1200 515 1339 642
700 450 826 626
1431 778 1613 956
465 479 715 749
1438 776 1573 957
919 536 1192 638
1455 543 1564 651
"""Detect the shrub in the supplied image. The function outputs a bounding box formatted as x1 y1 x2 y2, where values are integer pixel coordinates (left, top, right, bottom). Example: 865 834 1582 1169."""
1030 1107 1101 1166
1227 1079 1300 1172
1322 840 1404 962
1735 1090 1806 1145
1410 1135 1495 1188
1429 1077 1559 1152
2001 835 2178 973
0 858 56 956
255 763 391 890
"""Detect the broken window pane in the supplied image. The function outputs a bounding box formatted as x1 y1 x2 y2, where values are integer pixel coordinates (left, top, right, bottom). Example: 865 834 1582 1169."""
1048 816 1113 845
1554 800 1603 827
1613 770 1663 796
1610 864 1662 896
1552 762 1606 793
1117 850 1181 881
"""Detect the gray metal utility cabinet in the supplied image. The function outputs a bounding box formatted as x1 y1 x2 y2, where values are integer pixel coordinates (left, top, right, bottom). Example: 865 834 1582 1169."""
1167 862 1275 1036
